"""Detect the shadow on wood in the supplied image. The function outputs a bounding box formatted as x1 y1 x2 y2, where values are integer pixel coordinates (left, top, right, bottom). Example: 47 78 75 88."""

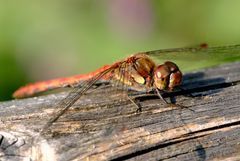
1 62 240 161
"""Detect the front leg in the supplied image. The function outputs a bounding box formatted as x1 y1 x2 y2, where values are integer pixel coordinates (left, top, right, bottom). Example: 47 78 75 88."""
126 89 167 113
155 88 194 112
126 94 142 113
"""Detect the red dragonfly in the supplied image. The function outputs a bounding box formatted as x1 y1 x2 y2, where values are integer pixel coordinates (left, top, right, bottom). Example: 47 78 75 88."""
13 44 240 132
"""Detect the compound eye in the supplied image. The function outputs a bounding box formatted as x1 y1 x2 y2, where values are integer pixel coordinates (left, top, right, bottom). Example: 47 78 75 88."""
169 70 182 90
164 61 179 72
153 64 170 90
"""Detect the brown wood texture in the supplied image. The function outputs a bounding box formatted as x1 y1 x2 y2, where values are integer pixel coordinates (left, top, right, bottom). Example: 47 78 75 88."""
1 62 240 161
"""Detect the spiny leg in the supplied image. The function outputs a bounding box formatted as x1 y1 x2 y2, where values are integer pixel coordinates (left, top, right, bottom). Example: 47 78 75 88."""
127 90 168 113
155 88 194 112
126 94 142 113
155 88 168 104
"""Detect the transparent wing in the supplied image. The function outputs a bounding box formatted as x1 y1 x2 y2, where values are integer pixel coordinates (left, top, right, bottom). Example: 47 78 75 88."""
41 58 154 133
41 66 115 133
145 44 240 72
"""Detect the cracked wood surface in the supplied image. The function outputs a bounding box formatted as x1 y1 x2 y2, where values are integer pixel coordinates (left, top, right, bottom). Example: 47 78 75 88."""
1 62 240 161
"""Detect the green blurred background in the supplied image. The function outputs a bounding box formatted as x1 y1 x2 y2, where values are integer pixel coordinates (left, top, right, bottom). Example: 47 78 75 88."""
1 0 240 101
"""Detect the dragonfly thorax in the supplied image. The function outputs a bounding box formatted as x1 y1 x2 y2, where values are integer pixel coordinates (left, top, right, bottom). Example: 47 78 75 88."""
132 53 156 78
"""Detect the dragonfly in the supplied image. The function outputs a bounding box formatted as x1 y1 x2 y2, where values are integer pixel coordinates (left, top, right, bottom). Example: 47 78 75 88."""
13 44 240 133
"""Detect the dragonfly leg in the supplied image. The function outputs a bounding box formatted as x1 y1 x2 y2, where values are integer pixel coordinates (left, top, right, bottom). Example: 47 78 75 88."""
155 88 168 104
155 88 194 112
127 89 194 112
126 94 142 113
126 89 168 112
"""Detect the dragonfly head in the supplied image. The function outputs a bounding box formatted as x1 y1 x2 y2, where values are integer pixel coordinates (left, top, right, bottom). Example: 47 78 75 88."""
153 61 182 90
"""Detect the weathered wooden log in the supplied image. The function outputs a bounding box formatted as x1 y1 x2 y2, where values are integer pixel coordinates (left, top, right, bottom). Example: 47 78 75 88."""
1 62 240 161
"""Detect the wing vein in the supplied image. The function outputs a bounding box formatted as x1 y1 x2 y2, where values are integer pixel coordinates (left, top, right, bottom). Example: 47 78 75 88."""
40 66 115 133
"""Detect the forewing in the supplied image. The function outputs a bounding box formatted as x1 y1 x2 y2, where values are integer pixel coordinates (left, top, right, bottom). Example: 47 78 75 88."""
145 44 240 72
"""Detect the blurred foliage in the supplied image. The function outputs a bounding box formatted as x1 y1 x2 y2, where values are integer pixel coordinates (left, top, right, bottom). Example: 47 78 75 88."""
1 0 240 101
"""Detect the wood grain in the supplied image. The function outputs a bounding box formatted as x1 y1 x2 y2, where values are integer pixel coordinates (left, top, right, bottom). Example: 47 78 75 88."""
1 62 240 161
